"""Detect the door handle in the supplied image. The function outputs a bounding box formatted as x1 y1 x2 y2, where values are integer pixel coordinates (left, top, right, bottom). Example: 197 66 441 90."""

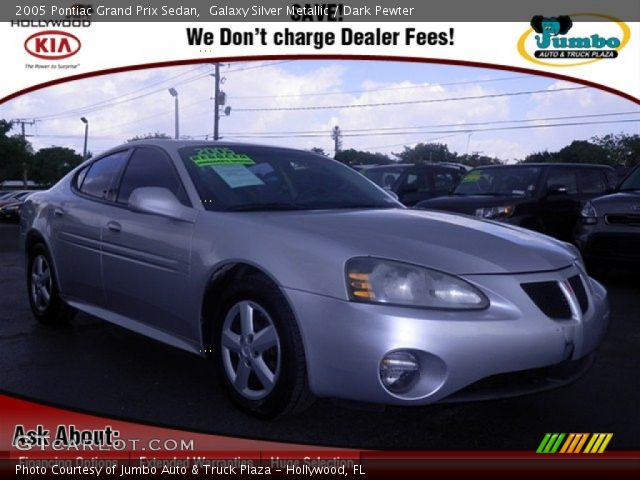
106 221 121 233
53 208 64 217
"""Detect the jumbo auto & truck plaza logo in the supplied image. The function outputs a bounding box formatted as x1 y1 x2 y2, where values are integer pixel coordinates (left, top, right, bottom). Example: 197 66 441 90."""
518 13 630 67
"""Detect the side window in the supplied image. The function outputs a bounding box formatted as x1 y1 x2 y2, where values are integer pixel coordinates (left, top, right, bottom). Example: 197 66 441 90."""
433 169 460 192
80 151 129 199
578 169 606 194
117 147 189 206
401 169 427 191
604 170 617 190
74 165 89 190
546 168 578 194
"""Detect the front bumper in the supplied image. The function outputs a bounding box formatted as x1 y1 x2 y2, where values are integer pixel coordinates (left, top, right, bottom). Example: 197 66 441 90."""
284 265 609 406
575 221 640 265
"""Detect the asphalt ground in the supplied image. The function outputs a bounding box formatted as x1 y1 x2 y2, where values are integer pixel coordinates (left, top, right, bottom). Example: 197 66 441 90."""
0 222 638 450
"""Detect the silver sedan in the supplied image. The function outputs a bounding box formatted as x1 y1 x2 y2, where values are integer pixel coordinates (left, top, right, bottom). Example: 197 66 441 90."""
20 141 609 417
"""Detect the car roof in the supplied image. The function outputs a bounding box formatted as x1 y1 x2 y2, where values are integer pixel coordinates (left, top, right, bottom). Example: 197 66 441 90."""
121 139 319 157
473 163 614 170
364 163 414 170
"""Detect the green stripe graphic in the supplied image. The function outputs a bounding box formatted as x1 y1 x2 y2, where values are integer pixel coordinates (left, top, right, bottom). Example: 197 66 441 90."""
537 433 566 454
536 433 552 453
550 433 566 453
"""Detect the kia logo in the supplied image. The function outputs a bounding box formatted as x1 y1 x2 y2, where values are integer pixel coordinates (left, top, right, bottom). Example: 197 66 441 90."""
24 30 81 60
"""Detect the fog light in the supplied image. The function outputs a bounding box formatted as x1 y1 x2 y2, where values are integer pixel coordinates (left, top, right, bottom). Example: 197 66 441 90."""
380 351 420 394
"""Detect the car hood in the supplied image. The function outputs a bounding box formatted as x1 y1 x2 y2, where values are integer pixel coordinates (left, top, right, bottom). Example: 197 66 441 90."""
416 195 531 215
240 208 574 275
591 191 640 213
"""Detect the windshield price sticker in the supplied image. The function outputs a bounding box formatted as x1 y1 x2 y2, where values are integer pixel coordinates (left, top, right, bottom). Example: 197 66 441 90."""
190 147 255 167
462 171 482 183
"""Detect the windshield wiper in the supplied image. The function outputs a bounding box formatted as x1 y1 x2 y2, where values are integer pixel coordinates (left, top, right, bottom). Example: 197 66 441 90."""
227 202 303 212
618 188 640 192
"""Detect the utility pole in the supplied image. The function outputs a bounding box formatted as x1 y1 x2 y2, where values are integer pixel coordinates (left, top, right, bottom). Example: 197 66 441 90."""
213 63 220 140
13 119 35 188
331 125 343 158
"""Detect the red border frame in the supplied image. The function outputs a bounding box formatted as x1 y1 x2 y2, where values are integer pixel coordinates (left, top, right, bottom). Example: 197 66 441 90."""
1 54 639 105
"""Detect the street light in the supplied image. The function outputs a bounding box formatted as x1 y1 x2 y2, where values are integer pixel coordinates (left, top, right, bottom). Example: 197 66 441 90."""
168 88 179 139
80 117 88 160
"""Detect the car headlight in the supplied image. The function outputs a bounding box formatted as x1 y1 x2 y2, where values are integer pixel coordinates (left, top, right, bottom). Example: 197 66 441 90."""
579 201 597 224
345 257 489 310
0 205 20 213
475 205 515 219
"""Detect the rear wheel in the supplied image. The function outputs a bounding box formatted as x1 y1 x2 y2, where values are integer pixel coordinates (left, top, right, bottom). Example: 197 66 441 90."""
214 276 314 418
27 243 75 325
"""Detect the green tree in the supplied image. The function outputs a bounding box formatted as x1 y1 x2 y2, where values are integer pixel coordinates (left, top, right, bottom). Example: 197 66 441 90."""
556 140 609 165
522 150 558 163
126 132 171 142
0 119 32 184
591 133 640 167
457 153 503 167
393 143 455 164
30 147 83 187
309 147 327 156
334 149 391 166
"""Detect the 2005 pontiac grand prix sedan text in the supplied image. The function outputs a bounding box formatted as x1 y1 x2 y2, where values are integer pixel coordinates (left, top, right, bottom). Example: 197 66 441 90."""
20 141 609 417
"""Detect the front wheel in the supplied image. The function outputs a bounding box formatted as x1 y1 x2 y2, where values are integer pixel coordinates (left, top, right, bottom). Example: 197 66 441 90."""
214 276 314 418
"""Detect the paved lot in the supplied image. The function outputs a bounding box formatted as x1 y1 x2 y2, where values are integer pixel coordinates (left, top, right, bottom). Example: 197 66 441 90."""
0 223 638 450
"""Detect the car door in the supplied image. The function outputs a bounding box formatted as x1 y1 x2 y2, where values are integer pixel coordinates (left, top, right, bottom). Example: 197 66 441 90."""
540 167 580 241
100 146 197 341
51 150 129 306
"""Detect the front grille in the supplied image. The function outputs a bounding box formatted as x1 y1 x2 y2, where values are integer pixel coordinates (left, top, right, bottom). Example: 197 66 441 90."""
568 275 588 314
521 281 571 320
605 214 640 226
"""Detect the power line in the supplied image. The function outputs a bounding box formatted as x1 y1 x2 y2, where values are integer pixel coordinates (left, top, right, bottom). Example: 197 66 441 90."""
233 86 588 112
231 75 531 100
32 65 209 121
223 111 640 136
217 118 640 139
224 60 294 73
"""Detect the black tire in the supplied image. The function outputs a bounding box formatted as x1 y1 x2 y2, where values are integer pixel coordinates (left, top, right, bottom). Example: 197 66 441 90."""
213 275 315 418
27 243 76 325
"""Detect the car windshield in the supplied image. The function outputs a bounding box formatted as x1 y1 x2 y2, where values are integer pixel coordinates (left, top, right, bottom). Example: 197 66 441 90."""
363 166 408 189
618 167 640 192
179 146 402 211
454 167 541 196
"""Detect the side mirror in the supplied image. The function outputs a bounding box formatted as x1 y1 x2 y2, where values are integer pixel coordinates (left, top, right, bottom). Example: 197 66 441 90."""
546 184 568 197
128 187 196 223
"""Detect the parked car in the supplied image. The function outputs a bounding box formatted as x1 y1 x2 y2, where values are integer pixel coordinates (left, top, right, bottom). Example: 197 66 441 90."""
363 163 464 206
575 163 640 268
21 141 608 417
0 200 24 222
415 163 617 242
0 190 35 207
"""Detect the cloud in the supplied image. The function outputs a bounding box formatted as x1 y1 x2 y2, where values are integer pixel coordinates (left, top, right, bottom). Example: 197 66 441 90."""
1 63 637 161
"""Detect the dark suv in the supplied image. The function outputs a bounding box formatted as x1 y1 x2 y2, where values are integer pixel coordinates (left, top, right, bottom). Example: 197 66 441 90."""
575 163 640 267
415 163 617 242
363 163 464 206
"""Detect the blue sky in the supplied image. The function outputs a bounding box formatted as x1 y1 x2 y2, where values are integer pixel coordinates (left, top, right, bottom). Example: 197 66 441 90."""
1 59 638 161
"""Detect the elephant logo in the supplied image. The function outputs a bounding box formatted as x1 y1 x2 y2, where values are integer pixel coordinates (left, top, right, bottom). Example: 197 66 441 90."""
530 16 573 48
